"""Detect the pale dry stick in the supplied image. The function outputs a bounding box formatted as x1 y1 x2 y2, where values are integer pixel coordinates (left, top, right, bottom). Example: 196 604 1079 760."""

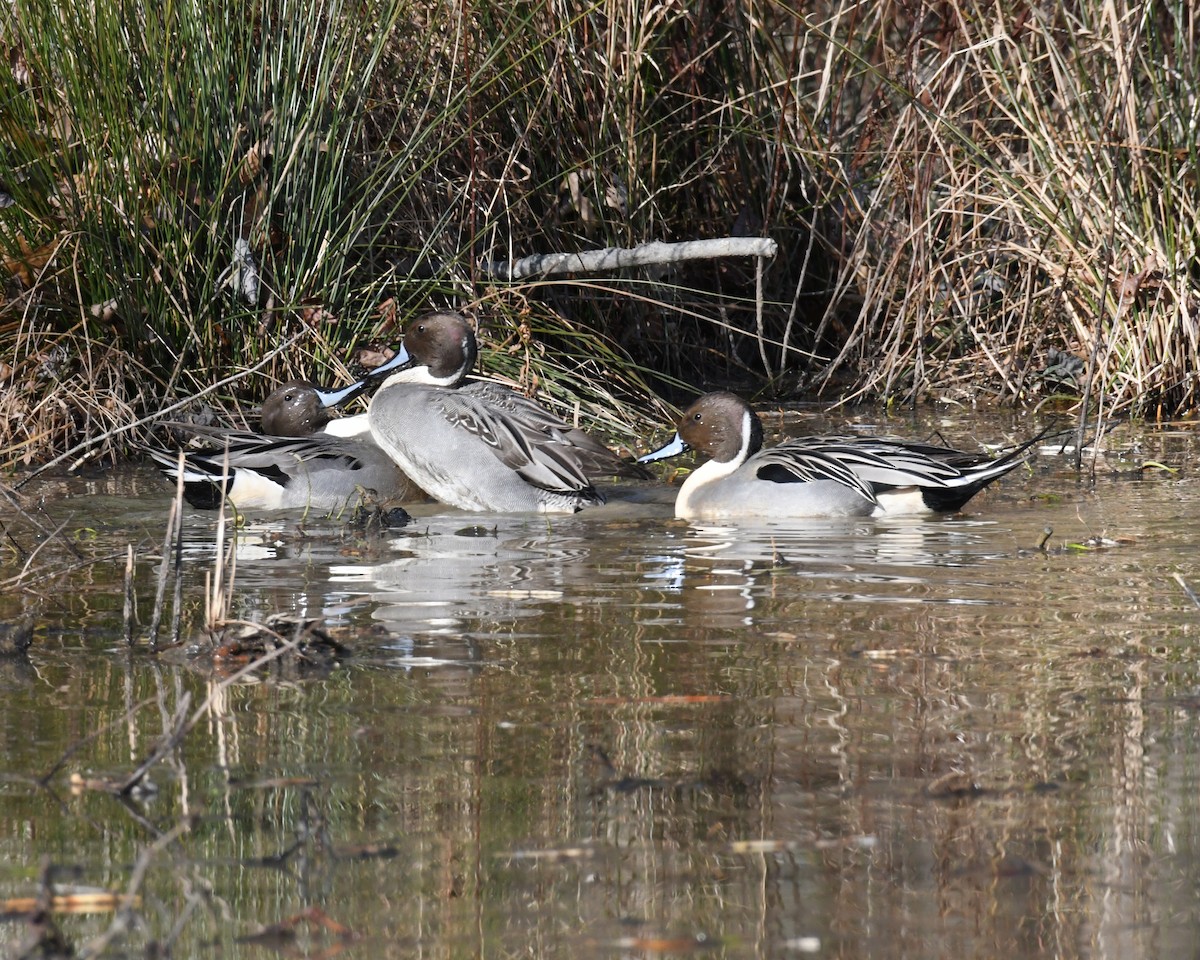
809 0 849 118
224 505 238 626
122 544 135 646
202 570 212 635
754 255 772 379
13 332 306 490
170 466 186 646
207 445 232 631
0 516 77 589
1174 573 1200 611
483 237 778 280
148 454 185 651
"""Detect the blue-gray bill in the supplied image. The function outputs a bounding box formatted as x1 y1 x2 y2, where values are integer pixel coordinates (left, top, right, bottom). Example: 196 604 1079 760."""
316 343 415 409
638 433 689 464
312 381 369 408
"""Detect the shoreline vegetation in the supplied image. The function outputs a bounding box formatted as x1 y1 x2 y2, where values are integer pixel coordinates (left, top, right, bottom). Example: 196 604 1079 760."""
1 0 1197 472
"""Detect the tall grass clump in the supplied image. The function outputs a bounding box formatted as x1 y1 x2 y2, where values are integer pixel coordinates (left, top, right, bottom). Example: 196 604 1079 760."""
767 0 1200 414
2 0 1199 470
1 0 428 464
0 0 674 467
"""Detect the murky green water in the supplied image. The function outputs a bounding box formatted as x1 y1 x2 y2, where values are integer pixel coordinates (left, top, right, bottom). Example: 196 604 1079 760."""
3 410 1200 958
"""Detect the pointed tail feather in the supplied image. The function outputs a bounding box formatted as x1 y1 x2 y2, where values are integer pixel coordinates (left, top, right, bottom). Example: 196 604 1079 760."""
915 425 1053 512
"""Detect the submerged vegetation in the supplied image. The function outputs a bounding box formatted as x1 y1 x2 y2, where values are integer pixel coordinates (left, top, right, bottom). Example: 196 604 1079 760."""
0 0 1197 468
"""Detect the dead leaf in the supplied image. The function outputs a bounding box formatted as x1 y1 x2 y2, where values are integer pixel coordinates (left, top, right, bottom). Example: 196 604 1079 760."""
2 235 62 287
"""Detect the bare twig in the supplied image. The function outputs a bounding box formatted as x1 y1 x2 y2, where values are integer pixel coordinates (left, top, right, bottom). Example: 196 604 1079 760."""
122 544 135 646
171 487 185 646
0 516 79 588
754 254 771 379
207 444 233 630
77 818 194 960
2 549 129 591
149 454 185 651
114 628 302 798
0 484 86 560
1174 573 1200 611
115 693 193 796
38 697 161 787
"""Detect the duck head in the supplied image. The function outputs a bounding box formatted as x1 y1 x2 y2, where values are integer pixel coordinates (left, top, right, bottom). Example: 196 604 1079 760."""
361 311 478 388
639 391 763 466
260 380 334 436
306 311 478 409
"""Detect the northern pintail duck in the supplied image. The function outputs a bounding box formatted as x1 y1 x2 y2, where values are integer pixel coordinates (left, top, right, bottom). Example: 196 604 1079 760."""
257 379 373 438
151 381 414 511
638 391 1036 520
333 311 649 513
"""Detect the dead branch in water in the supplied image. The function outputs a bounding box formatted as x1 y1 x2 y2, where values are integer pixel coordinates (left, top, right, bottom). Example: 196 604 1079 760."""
77 819 194 960
70 631 302 799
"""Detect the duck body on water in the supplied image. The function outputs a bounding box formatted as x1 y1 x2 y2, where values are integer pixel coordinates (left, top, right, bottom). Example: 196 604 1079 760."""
638 391 1038 521
152 313 1034 520
150 378 414 512
353 312 648 513
151 430 414 512
156 311 647 514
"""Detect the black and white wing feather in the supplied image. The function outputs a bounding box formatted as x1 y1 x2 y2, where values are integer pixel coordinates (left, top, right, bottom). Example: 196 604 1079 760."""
436 391 598 495
752 442 880 504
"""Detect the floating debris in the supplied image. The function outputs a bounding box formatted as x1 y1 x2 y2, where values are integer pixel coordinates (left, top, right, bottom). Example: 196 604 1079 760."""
211 615 350 674
0 887 140 917
0 619 34 656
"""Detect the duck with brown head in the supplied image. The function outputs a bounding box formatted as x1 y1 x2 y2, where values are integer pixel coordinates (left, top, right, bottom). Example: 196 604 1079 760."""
639 391 1039 521
150 375 412 513
258 380 333 436
333 311 650 513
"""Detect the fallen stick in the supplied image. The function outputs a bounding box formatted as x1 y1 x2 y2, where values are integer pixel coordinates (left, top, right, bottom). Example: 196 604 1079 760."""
481 237 777 280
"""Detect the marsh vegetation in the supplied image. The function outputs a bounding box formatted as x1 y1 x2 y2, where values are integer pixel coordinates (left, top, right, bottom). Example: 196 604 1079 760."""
4 4 1200 955
2 0 1196 471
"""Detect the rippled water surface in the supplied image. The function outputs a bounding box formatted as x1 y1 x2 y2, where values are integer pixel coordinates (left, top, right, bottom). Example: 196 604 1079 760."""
3 410 1200 958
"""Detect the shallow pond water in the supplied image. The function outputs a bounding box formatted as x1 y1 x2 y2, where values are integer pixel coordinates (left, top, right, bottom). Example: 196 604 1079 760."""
3 408 1200 958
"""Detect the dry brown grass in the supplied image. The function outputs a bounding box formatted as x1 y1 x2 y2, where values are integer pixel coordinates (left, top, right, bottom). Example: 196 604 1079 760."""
768 0 1199 415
